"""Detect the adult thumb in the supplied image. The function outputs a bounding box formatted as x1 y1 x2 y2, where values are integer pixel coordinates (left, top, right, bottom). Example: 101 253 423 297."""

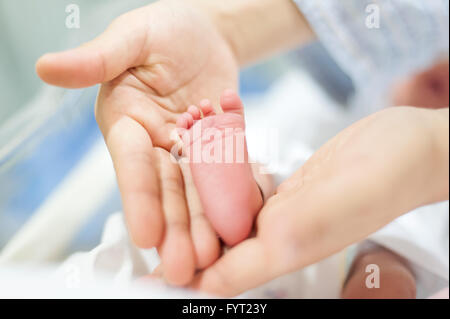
36 10 148 88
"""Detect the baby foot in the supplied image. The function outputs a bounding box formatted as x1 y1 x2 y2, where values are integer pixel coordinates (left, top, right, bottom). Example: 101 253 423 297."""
177 90 263 246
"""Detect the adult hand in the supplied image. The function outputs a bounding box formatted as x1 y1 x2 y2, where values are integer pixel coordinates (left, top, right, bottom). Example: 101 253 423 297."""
192 107 449 296
36 0 239 285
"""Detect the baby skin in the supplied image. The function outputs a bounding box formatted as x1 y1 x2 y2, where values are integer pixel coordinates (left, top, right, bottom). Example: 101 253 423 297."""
176 90 263 246
342 247 416 299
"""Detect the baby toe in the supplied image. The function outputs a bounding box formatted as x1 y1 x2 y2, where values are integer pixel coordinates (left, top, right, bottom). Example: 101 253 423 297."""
220 89 244 115
182 112 194 128
199 99 214 117
188 105 202 120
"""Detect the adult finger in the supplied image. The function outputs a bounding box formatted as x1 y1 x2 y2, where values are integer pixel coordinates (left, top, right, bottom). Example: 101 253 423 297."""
190 238 273 297
155 149 196 286
36 8 148 88
103 114 164 248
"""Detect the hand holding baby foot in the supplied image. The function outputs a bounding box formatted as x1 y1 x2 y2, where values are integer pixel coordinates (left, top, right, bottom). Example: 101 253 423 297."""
176 90 263 246
191 107 449 297
150 90 266 285
36 0 239 285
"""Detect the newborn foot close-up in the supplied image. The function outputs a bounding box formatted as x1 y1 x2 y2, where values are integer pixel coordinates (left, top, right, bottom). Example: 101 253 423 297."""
177 90 263 246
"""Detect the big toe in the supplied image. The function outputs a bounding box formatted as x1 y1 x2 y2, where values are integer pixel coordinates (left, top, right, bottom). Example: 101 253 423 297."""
220 89 244 115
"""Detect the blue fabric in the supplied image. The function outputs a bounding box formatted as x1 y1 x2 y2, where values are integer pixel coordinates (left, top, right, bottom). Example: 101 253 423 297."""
294 0 449 93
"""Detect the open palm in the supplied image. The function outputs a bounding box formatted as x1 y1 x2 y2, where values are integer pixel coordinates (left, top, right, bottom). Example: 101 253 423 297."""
37 0 238 285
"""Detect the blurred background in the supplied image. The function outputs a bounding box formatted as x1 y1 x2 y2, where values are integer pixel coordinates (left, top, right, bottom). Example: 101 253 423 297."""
0 0 353 262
